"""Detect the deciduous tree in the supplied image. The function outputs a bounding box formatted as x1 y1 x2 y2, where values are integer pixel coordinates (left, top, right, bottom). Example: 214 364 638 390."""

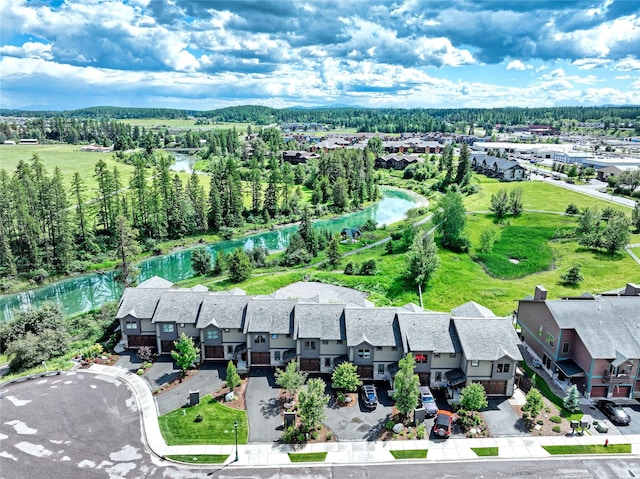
459 383 488 411
275 361 308 400
298 377 329 431
433 191 470 251
171 332 200 377
392 354 420 419
331 362 362 392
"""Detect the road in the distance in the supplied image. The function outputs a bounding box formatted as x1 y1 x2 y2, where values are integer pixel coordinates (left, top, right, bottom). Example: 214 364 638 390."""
1 371 639 479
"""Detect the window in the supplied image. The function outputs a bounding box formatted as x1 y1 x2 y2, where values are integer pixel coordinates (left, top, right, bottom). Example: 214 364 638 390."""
274 351 281 361
337 340 343 345
254 334 266 344
545 333 555 347
538 325 543 336
497 363 510 373
357 349 371 359
375 346 383 351
378 364 385 375
433 353 441 358
471 360 479 367
227 345 233 354
562 342 570 354
271 334 278 339
304 341 316 350
162 323 174 333
415 354 428 363
322 340 329 345
126 321 137 330
206 330 219 340
324 357 331 367
435 371 442 382
449 353 456 358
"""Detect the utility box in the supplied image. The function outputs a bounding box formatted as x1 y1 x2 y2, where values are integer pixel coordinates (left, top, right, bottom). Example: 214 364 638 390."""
189 390 200 406
414 407 426 424
284 411 296 429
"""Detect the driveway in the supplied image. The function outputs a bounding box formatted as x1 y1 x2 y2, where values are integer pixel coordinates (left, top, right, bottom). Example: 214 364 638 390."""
482 398 528 437
323 381 395 441
0 370 166 478
245 367 283 443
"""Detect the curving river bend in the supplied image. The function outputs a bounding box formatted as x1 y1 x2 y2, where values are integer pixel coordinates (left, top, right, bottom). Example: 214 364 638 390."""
0 187 423 321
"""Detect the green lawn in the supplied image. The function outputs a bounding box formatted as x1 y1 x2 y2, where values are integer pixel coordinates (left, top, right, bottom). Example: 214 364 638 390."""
288 452 328 462
471 447 498 457
542 444 631 455
464 178 632 214
158 396 248 445
390 449 428 459
166 454 229 464
0 144 134 191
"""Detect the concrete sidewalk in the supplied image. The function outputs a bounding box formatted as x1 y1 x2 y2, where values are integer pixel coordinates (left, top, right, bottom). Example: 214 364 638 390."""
87 364 640 466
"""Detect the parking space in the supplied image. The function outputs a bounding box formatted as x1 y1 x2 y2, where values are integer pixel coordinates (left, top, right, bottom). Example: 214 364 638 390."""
245 367 283 443
323 381 395 441
481 398 528 437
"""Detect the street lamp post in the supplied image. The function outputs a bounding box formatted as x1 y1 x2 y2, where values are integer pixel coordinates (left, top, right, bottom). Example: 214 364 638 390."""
234 420 239 462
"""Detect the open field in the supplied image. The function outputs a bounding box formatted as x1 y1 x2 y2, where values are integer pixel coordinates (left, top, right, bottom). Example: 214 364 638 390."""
0 144 135 190
464 177 632 213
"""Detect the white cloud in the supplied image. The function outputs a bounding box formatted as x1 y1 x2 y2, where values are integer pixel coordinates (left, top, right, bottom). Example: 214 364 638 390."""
506 60 532 71
614 56 640 71
572 58 610 70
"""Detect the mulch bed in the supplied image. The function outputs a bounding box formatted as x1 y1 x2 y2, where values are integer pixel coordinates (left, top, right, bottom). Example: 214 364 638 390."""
212 379 248 411
152 369 197 395
513 395 572 436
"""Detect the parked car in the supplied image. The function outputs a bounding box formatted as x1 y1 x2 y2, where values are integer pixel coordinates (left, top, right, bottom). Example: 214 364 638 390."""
419 386 438 417
361 384 378 410
597 400 631 426
433 410 454 438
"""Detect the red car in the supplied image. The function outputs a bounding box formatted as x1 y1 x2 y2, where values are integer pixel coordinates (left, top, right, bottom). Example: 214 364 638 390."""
433 410 454 438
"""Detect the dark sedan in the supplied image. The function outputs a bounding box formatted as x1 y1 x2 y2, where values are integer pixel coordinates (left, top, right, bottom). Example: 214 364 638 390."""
598 400 631 426
361 384 378 410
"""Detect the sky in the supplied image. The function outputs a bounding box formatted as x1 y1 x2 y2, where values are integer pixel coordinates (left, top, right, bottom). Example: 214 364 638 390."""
1 0 640 111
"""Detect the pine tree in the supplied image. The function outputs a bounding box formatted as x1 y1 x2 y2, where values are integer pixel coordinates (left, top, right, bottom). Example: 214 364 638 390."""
114 215 140 287
186 172 208 234
326 234 341 269
207 176 222 232
454 143 471 186
563 384 581 412
227 248 252 283
226 360 242 390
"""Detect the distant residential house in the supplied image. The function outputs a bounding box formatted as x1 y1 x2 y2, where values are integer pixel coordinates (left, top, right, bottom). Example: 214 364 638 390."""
282 150 320 164
116 277 522 396
471 155 526 181
340 227 362 242
517 284 640 399
374 154 424 170
81 144 113 153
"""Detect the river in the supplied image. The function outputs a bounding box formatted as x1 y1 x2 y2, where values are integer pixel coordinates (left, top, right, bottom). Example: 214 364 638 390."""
0 188 423 322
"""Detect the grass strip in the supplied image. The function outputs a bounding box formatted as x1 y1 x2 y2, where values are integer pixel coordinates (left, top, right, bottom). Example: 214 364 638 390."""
471 447 499 457
543 444 631 455
158 396 248 445
390 449 428 459
288 452 328 463
165 454 228 464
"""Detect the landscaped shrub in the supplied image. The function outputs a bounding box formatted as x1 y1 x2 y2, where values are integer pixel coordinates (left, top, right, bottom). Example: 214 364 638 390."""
536 419 544 425
344 262 355 275
137 346 154 363
550 416 562 423
552 425 561 433
194 414 204 423
385 420 395 431
359 259 378 276
416 424 426 439
566 203 580 215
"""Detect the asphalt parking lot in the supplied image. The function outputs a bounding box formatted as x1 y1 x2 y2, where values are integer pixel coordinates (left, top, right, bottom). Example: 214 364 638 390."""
0 371 164 478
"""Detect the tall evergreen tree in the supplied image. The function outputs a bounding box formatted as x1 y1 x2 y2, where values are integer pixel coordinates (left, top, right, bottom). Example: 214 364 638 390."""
48 167 72 272
186 172 208 233
207 176 222 232
114 215 140 287
454 143 471 186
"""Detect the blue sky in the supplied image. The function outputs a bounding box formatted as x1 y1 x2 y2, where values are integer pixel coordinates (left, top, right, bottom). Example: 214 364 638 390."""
1 0 639 110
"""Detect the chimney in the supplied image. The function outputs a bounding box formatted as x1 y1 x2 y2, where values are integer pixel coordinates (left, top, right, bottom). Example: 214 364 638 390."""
534 285 547 301
624 283 640 296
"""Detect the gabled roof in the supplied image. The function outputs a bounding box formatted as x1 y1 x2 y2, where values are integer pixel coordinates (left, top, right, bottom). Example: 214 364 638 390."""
116 288 165 319
196 295 250 330
136 276 173 289
152 291 203 324
397 312 460 354
244 299 296 334
451 301 496 318
543 297 640 359
271 281 371 308
295 303 345 340
454 317 523 361
344 308 401 347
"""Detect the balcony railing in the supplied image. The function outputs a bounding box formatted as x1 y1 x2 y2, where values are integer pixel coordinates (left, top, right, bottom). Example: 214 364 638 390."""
603 370 632 384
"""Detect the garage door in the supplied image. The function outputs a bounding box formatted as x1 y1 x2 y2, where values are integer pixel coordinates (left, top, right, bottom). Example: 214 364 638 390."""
612 386 631 398
161 340 175 354
205 346 224 359
481 381 507 395
357 365 373 379
300 358 320 372
251 352 271 365
590 386 608 398
127 335 156 348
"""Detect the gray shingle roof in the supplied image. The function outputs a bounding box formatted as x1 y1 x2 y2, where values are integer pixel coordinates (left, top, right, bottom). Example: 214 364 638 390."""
451 301 496 318
344 308 402 347
196 295 249 330
273 281 371 307
397 312 460 354
545 297 640 359
295 303 345 340
244 299 296 334
136 276 173 289
454 317 522 361
116 288 165 319
152 291 204 324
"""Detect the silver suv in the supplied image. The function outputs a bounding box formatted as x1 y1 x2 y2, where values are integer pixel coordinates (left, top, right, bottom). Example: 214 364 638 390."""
419 386 438 417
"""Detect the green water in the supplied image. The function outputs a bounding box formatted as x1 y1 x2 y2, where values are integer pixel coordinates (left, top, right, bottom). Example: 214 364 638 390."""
0 188 421 321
